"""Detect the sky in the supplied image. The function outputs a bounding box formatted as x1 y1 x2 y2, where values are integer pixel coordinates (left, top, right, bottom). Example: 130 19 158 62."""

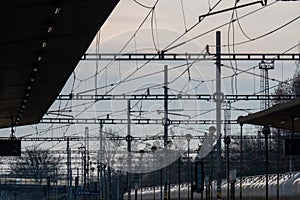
0 0 299 172
97 0 300 53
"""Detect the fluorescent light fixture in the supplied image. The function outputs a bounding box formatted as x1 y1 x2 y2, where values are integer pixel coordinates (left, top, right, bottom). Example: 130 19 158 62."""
33 66 38 72
47 26 54 33
55 7 61 14
280 120 286 125
37 56 43 62
42 41 47 48
29 73 35 82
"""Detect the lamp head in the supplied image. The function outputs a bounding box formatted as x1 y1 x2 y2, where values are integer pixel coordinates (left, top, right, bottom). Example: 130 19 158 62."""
151 146 157 152
262 125 270 136
223 136 231 145
139 149 145 155
208 126 216 134
185 134 193 142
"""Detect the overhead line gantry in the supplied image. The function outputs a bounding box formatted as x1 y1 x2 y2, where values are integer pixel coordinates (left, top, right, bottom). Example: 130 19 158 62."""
81 53 300 61
40 118 237 125
58 94 300 101
17 135 289 142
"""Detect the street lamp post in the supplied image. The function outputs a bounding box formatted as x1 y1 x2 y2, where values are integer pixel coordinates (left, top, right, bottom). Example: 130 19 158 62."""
167 140 173 200
160 155 163 200
108 160 114 200
186 133 193 200
262 125 270 200
224 136 231 200
208 126 216 200
139 150 145 200
90 162 95 182
178 156 181 200
196 144 204 200
151 146 157 200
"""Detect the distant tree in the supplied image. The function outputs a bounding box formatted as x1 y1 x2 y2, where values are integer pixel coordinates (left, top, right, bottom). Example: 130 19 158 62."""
273 69 300 104
229 131 300 176
228 138 265 176
10 147 63 181
292 70 300 95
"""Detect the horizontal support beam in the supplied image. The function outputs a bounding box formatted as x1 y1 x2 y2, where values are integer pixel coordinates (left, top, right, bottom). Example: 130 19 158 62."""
17 134 285 142
106 134 283 141
81 53 300 61
40 118 237 125
58 94 300 101
20 136 83 142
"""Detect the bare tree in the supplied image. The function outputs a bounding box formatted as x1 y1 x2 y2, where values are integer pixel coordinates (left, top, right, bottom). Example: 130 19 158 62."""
292 70 300 95
273 69 300 104
10 147 63 181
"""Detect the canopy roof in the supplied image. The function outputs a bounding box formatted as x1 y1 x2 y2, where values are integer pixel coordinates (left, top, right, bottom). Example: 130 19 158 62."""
0 0 119 128
237 99 300 132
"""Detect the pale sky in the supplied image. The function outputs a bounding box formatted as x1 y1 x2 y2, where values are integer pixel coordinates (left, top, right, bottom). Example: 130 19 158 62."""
96 0 300 53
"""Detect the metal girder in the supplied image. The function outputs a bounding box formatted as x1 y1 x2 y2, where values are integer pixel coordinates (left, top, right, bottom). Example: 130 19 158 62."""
105 134 271 141
20 136 114 142
20 136 83 142
81 53 300 61
14 134 283 142
41 149 98 154
40 118 237 125
58 94 300 101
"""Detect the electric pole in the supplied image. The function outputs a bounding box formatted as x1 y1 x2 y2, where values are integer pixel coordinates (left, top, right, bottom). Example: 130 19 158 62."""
67 138 72 199
127 100 133 200
163 65 169 200
215 31 222 199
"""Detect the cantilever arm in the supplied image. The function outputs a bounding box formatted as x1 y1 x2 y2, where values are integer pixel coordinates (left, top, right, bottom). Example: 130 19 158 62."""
198 1 263 21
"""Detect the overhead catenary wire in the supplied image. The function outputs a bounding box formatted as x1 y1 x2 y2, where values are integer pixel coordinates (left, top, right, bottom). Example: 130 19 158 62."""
180 0 188 32
151 9 160 52
62 60 296 120
133 0 153 9
53 41 296 131
72 0 290 99
76 0 286 98
77 46 212 96
162 0 223 52
222 15 300 47
95 0 160 78
95 29 101 96
78 57 201 96
75 0 161 88
29 66 79 146
204 42 300 85
227 0 239 96
235 7 253 41
164 0 278 52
